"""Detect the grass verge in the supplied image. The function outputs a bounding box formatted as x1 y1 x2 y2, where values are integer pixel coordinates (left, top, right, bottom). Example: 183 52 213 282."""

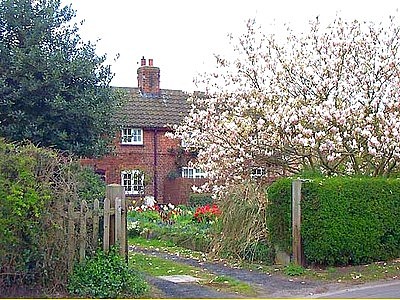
129 251 257 297
237 259 400 284
130 236 400 286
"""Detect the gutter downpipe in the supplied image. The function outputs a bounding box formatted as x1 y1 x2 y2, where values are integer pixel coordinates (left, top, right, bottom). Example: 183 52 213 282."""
153 128 158 201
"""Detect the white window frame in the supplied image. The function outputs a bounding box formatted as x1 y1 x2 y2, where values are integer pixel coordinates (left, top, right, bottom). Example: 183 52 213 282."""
121 170 144 195
251 167 265 178
121 128 143 145
181 167 206 179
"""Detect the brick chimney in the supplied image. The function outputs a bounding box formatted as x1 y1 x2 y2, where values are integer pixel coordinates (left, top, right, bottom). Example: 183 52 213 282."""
137 56 160 95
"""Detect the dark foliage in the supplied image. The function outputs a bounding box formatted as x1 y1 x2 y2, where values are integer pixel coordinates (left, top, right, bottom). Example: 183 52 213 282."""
0 0 120 157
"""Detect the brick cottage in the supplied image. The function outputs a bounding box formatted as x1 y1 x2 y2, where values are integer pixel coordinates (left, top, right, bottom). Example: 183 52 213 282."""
81 57 205 204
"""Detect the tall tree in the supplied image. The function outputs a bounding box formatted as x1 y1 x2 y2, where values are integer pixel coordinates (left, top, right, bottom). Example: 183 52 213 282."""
172 17 400 194
0 0 120 157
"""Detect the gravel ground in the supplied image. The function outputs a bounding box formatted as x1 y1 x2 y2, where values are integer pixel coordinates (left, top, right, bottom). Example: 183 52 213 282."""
130 246 339 298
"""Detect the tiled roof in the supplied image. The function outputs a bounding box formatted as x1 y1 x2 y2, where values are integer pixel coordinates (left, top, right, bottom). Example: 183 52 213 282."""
115 88 191 129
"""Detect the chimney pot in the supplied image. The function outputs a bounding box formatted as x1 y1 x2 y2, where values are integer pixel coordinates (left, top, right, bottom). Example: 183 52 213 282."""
137 57 160 95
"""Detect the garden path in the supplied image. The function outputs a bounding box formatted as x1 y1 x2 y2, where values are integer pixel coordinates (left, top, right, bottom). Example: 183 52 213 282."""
129 246 342 298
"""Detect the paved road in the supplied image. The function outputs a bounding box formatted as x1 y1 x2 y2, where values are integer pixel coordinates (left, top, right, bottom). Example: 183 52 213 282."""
145 276 243 298
312 280 400 298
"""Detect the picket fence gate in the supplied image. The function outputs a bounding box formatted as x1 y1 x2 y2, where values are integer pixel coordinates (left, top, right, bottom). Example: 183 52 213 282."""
66 184 127 273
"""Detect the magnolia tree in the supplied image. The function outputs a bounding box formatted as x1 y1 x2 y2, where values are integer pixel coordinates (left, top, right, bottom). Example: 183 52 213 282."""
172 17 400 193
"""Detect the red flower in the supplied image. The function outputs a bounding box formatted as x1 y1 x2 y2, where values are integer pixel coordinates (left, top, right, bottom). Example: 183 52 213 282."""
193 204 221 223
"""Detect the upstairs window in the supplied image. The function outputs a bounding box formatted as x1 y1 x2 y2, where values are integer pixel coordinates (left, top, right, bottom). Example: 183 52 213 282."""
121 170 144 195
121 128 143 145
182 167 206 179
251 167 266 178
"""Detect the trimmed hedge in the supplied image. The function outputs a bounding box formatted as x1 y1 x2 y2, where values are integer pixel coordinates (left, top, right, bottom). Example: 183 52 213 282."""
188 193 213 207
267 177 400 266
266 178 293 254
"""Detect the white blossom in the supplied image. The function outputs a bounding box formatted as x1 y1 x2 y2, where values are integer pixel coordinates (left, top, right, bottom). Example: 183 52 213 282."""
169 15 400 194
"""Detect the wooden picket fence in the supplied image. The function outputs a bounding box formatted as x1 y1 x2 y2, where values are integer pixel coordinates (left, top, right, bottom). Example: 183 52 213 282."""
66 184 127 273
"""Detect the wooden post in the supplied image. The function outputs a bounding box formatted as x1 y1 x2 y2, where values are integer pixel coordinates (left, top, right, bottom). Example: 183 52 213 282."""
115 196 127 259
292 179 304 266
67 202 75 273
79 200 88 263
105 184 125 255
103 197 110 253
122 196 128 262
115 197 122 246
93 199 100 251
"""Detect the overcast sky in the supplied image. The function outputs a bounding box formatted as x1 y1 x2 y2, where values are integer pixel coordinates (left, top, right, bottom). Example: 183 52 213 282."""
62 0 399 92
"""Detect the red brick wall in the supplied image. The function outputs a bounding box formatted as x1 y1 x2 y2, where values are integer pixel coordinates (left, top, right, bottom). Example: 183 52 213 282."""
81 128 180 203
137 61 160 95
163 177 207 205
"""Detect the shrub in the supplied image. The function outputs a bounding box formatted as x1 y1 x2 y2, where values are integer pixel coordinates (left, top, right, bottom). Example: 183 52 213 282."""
0 139 106 293
67 247 148 298
188 193 213 207
267 176 400 266
0 140 54 290
266 178 293 254
76 165 106 205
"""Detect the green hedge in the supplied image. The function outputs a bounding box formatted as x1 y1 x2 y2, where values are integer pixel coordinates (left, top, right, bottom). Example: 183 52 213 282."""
267 177 400 266
266 178 293 254
188 193 213 207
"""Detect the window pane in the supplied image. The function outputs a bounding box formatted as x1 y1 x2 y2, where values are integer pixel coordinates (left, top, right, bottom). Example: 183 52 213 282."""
121 170 144 194
121 128 143 144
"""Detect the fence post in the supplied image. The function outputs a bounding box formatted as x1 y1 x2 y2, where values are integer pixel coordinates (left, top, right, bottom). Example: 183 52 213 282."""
114 196 127 259
79 200 88 263
93 199 100 251
67 201 75 274
121 196 127 261
105 184 126 260
292 179 304 266
115 197 122 246
103 197 111 253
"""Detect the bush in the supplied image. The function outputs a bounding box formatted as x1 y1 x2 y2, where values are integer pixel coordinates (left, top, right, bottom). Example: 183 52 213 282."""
0 139 106 293
76 165 106 205
266 178 293 254
188 193 213 207
267 176 400 266
0 140 54 290
67 247 148 298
